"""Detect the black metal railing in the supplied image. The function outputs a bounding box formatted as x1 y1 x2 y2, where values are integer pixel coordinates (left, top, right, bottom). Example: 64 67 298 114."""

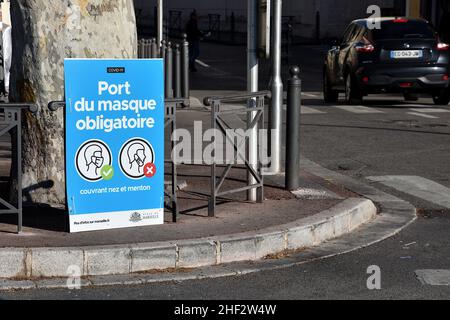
203 91 270 217
0 103 38 233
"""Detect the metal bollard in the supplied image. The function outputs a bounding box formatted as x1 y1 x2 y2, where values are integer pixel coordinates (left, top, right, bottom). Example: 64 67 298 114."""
144 39 151 58
150 38 155 58
165 42 173 98
160 40 167 61
181 34 190 101
285 66 301 191
151 38 158 58
173 43 182 99
138 39 144 58
141 39 146 58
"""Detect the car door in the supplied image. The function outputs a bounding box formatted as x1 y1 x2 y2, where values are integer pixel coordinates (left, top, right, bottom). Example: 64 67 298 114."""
336 24 359 86
327 25 352 86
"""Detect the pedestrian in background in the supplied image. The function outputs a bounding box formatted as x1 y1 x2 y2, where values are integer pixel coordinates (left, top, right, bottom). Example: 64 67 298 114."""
186 11 202 72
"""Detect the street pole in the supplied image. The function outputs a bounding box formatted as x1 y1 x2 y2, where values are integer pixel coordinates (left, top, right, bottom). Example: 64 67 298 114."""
269 0 283 174
247 0 258 201
157 0 163 46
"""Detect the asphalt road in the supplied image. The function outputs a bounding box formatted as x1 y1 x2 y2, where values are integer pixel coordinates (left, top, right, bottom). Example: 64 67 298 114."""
2 44 450 300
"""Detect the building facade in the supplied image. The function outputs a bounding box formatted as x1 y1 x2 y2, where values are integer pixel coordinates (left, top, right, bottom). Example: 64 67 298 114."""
134 0 403 41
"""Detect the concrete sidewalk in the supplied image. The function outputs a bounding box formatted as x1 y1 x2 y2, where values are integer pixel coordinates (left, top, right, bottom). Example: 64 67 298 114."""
0 198 376 280
0 87 381 282
0 158 377 279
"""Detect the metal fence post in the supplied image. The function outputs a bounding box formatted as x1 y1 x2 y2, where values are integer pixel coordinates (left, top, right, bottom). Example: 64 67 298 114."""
285 66 301 191
208 99 217 217
173 43 182 98
181 34 190 100
165 42 173 98
16 110 23 233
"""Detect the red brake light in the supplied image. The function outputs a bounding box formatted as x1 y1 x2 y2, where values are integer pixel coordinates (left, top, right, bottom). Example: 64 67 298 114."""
393 18 409 23
437 43 449 51
356 44 375 53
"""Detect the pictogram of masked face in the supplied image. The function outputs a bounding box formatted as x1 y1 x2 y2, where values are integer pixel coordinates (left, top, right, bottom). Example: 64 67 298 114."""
127 143 146 172
84 144 104 176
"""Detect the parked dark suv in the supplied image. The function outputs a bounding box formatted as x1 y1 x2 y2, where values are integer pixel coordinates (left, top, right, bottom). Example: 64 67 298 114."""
323 17 450 105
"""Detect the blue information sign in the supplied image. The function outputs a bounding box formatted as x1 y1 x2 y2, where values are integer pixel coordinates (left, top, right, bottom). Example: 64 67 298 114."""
64 59 164 232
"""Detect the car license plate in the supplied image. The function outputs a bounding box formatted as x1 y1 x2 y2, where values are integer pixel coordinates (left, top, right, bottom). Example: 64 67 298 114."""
390 50 423 59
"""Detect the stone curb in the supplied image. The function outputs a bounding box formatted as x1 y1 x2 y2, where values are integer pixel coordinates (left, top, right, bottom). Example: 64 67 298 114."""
0 197 376 280
0 159 418 291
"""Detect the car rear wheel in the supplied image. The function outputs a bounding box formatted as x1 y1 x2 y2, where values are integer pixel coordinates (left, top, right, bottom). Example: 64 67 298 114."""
432 90 450 105
323 73 339 103
345 74 363 105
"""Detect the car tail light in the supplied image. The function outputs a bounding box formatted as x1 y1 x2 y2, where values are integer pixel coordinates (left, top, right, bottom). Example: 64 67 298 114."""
362 76 369 83
443 75 449 81
399 82 413 88
355 43 375 53
437 43 449 51
393 18 409 23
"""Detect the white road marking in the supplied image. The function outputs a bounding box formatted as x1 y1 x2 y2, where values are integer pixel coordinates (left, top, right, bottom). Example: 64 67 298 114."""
335 105 384 114
409 108 450 113
282 105 326 114
302 93 320 98
301 106 326 114
407 112 439 119
415 270 450 286
195 59 210 68
391 104 433 108
367 175 450 209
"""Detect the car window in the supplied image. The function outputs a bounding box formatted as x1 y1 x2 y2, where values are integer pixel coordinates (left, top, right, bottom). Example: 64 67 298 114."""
372 20 436 40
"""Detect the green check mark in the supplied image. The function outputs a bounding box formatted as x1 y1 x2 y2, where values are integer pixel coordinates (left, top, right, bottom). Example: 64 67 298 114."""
101 165 114 181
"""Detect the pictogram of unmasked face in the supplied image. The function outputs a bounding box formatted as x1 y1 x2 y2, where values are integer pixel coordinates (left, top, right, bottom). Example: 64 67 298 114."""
119 138 154 179
127 143 146 173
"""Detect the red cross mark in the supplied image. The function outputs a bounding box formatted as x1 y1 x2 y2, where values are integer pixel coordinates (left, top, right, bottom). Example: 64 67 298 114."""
144 163 156 178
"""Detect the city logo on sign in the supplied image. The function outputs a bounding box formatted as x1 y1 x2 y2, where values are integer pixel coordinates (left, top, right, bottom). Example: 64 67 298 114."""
129 212 143 223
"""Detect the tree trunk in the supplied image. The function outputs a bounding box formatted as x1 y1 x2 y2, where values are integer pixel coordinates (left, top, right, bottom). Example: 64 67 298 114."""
9 0 137 205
